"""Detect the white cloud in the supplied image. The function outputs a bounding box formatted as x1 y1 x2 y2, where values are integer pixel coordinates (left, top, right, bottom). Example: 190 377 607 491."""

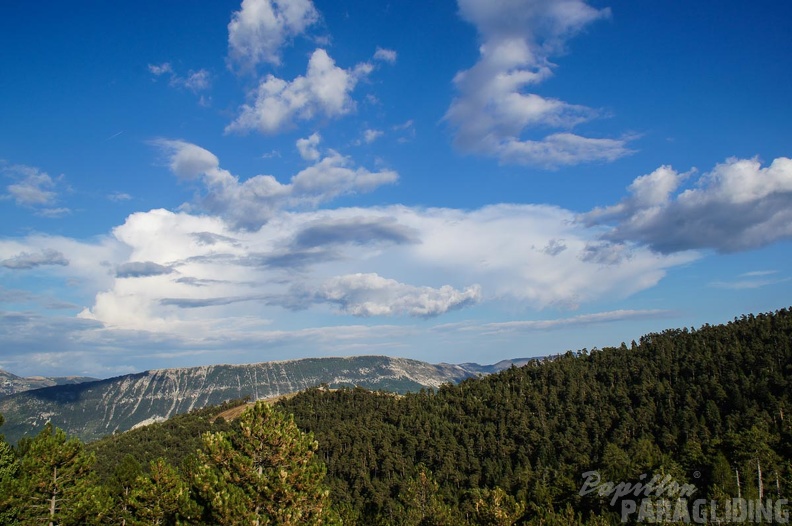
363 129 383 144
0 192 698 373
226 49 371 134
108 192 132 202
181 69 211 92
444 309 677 334
157 139 220 179
148 62 173 76
743 270 776 277
583 156 792 253
149 63 211 94
710 270 785 290
296 132 322 161
498 133 631 166
710 277 790 290
68 201 691 338
373 47 397 63
446 0 631 166
37 207 71 218
0 234 128 304
393 120 416 142
155 139 398 229
227 0 319 70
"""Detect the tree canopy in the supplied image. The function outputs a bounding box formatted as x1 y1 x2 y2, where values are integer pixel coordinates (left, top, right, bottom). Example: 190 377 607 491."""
2 307 792 524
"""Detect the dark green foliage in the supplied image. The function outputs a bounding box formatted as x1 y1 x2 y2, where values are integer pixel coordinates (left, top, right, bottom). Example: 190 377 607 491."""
104 453 143 524
190 400 337 525
3 307 792 524
274 307 792 523
0 413 20 524
4 422 111 525
88 397 245 484
128 457 200 525
468 487 526 526
0 401 336 525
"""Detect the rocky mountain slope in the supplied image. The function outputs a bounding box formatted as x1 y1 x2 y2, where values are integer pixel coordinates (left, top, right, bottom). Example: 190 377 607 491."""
0 355 517 444
0 369 96 397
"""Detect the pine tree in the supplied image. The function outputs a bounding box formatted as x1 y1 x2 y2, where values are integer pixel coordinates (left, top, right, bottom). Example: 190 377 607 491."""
10 422 111 525
191 401 336 525
105 453 143 526
128 457 199 525
469 486 525 526
0 414 20 524
393 465 457 526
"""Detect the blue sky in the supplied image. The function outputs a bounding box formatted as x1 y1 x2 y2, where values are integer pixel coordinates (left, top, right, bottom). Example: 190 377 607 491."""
1 0 791 377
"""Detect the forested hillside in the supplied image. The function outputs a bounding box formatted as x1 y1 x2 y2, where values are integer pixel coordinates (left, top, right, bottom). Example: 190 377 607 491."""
1 308 791 524
276 308 792 523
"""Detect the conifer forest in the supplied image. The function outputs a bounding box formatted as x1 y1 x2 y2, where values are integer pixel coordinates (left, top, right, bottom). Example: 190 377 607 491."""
1 308 791 524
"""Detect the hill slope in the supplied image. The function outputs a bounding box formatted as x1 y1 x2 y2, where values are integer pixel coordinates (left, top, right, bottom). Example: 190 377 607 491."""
82 308 792 524
273 308 792 523
0 355 481 443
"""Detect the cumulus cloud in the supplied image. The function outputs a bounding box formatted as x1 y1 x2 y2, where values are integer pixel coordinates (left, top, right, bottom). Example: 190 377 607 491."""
159 140 220 179
0 191 701 373
155 139 398 230
1 249 69 269
227 0 319 70
446 0 631 166
582 156 792 253
71 201 692 338
292 273 481 317
296 132 322 161
226 49 372 134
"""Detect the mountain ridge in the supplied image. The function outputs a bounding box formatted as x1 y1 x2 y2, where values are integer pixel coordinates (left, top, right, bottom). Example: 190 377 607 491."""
0 355 532 444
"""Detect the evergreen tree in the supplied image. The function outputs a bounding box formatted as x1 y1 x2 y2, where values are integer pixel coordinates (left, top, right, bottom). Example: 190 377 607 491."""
10 422 110 525
128 457 199 525
0 414 20 524
392 465 457 526
191 401 336 525
105 453 143 526
469 486 525 526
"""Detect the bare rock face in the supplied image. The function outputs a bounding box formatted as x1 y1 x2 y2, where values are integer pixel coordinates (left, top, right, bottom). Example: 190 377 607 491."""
0 356 488 444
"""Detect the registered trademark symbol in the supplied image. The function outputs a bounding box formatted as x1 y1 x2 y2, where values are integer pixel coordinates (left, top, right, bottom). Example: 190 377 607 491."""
693 471 701 478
